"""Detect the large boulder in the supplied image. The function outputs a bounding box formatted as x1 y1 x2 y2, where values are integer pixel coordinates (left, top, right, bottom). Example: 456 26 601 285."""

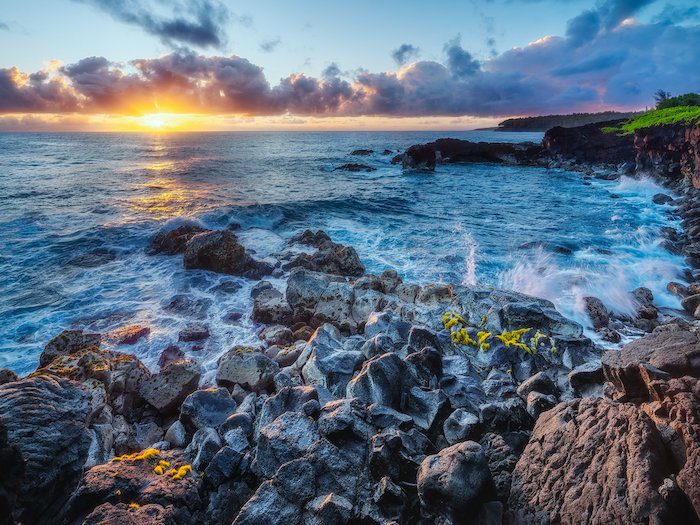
183 230 272 278
251 282 293 325
149 223 209 255
285 230 364 277
346 353 412 409
216 348 279 393
254 412 321 479
417 441 496 521
508 397 683 524
0 375 92 523
602 330 700 400
180 388 238 431
286 268 331 314
140 359 201 414
40 329 101 367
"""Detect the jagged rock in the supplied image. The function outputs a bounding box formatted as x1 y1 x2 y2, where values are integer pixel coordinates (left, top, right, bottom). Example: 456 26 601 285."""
252 282 293 324
185 427 222 470
40 329 101 367
303 493 353 524
180 388 237 431
259 325 294 346
298 324 364 397
158 345 185 369
149 223 209 255
443 409 480 445
178 324 210 342
567 361 604 395
480 432 525 502
364 311 411 342
417 441 495 521
479 398 533 434
286 268 331 314
313 282 357 332
233 482 301 525
602 329 700 400
216 349 279 393
370 428 431 485
508 397 682 524
526 391 557 419
183 230 271 279
0 369 17 385
254 412 321 479
285 231 364 277
405 387 450 432
164 421 187 448
255 386 319 436
0 376 91 523
346 353 412 409
140 359 201 413
583 296 609 329
516 371 558 398
333 163 376 172
104 325 150 345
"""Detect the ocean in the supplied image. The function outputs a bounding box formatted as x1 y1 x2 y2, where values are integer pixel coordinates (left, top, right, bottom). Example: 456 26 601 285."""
0 130 687 376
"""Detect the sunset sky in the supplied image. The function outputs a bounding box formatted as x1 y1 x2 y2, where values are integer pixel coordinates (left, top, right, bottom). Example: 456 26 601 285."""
1 0 699 131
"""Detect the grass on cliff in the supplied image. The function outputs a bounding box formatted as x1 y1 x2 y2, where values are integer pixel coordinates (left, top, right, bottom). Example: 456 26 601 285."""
602 106 700 135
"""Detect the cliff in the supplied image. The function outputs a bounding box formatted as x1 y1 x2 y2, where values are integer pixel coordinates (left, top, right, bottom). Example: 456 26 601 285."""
634 124 700 187
497 111 640 132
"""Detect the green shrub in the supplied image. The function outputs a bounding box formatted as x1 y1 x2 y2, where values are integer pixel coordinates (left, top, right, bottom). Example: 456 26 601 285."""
602 106 700 135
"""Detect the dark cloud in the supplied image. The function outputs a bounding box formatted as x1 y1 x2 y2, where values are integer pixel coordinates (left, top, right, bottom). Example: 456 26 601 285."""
653 3 700 24
74 0 229 49
2 2 700 120
443 36 481 78
391 44 420 66
259 37 281 53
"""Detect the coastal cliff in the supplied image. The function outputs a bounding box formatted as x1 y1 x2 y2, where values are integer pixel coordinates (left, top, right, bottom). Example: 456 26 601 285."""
634 124 700 187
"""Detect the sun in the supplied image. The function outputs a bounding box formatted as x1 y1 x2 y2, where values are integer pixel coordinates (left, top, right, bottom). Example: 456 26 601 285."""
138 113 180 130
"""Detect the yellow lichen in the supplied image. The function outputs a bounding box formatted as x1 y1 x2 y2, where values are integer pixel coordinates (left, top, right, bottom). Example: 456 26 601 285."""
495 328 533 354
111 448 161 462
154 466 164 475
129 503 140 510
477 331 492 352
116 490 122 496
170 464 192 480
442 311 467 330
451 328 476 346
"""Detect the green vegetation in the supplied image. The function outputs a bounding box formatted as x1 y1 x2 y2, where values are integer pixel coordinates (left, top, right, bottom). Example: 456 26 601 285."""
654 90 700 109
602 106 700 135
496 111 640 132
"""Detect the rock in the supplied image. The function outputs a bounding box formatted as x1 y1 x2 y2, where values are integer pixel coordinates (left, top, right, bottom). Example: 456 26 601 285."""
567 361 604 394
542 120 636 165
254 412 321 479
183 230 271 279
417 441 495 521
233 482 302 525
265 345 302 367
164 420 187 448
178 324 210 342
180 388 237 431
104 325 150 345
404 387 450 432
149 223 209 255
600 327 622 343
516 371 558 398
0 376 91 522
285 231 364 277
303 493 353 524
313 282 356 332
351 149 373 156
402 144 437 170
583 296 609 329
61 449 202 524
653 193 674 205
364 311 411 342
601 330 700 400
632 286 654 306
157 344 185 369
252 282 293 325
333 163 376 172
0 369 18 385
40 329 101 367
204 446 243 487
479 398 532 434
286 268 331 314
443 409 480 445
346 353 412 409
526 391 557 419
259 325 294 346
185 427 222 470
479 432 524 502
216 348 280 393
681 293 700 315
140 359 201 413
509 397 683 524
298 324 364 397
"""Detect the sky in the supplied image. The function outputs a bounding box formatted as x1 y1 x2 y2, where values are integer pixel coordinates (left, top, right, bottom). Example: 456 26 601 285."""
0 0 699 131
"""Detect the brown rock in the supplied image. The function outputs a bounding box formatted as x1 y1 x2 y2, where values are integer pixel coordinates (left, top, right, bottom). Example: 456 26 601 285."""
40 329 101 367
140 360 201 413
509 397 681 524
105 325 150 345
602 330 700 400
149 224 209 255
583 296 609 329
183 230 271 279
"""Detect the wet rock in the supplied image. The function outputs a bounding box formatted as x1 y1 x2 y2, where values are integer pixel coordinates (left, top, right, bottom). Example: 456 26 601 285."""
601 329 700 400
583 296 609 329
653 193 674 205
417 441 495 521
259 325 294 346
402 144 437 170
0 376 91 523
216 348 280 393
183 230 272 279
333 163 376 172
668 281 690 299
178 324 210 342
40 329 101 367
313 282 356 332
157 344 185 369
150 224 209 255
0 369 18 385
351 149 373 156
140 359 201 413
105 325 150 345
509 397 682 525
180 388 237 431
285 231 364 277
286 268 331 314
252 282 293 325
600 327 622 343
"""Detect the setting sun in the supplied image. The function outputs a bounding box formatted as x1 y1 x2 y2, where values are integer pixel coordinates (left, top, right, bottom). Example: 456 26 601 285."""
139 113 181 130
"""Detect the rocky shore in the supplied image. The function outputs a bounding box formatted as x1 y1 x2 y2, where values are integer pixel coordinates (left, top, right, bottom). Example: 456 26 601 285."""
1 121 700 524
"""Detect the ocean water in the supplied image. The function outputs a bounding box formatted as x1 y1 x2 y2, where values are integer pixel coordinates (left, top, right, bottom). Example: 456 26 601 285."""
0 131 688 376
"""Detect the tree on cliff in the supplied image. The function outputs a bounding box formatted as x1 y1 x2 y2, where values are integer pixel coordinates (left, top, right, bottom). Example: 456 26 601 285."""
656 91 700 110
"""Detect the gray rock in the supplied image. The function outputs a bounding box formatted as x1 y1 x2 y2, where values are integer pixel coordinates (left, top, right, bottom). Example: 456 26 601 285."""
443 409 480 445
180 387 238 431
583 296 609 329
164 420 187 448
252 282 293 324
526 391 557 419
313 282 357 332
405 387 449 432
185 426 222 471
303 493 353 524
417 441 495 520
259 325 294 346
140 359 201 413
351 288 385 324
216 349 279 393
346 353 411 409
286 268 331 313
233 482 302 525
204 446 243 487
364 311 411 342
223 428 251 454
516 371 559 398
480 398 533 434
254 411 321 478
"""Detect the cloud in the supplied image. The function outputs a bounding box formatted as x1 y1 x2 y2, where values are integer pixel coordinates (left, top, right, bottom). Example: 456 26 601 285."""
259 37 281 53
2 1 700 120
653 3 700 24
0 21 9 31
391 44 420 66
443 35 481 78
74 0 230 49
